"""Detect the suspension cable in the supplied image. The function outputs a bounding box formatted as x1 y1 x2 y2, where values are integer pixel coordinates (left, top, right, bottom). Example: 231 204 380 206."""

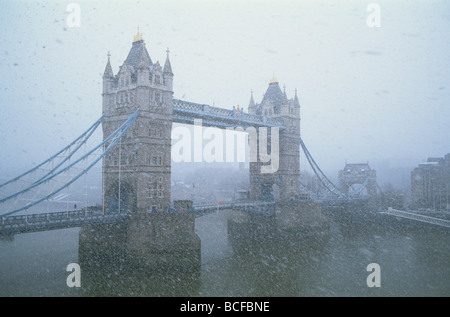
0 109 139 217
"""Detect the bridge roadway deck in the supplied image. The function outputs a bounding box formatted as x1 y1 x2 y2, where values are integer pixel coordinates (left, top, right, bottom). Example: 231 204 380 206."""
2 202 448 236
0 202 275 236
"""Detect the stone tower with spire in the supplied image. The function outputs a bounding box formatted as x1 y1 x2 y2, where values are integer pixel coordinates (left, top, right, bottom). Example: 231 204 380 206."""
247 76 301 201
102 29 174 214
96 30 200 270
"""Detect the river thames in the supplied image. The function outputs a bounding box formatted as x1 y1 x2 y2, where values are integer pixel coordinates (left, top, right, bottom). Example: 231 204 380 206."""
0 208 448 297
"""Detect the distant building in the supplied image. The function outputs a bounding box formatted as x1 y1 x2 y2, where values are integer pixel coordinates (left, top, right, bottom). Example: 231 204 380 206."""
411 153 450 210
338 163 377 199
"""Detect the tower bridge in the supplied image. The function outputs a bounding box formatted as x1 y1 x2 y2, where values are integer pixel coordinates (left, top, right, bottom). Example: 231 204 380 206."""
2 31 446 269
101 34 301 214
0 32 303 268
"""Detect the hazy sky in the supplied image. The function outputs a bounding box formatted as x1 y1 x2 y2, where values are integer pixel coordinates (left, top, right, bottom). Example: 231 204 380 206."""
1 0 449 175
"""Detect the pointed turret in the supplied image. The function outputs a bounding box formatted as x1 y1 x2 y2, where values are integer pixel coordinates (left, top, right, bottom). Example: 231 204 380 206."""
103 51 114 79
293 88 300 108
163 48 174 91
163 48 173 75
103 52 115 94
282 84 288 104
249 90 255 106
248 90 256 114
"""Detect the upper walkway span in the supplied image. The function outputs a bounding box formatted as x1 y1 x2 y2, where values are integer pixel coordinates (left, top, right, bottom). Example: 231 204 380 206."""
172 99 285 129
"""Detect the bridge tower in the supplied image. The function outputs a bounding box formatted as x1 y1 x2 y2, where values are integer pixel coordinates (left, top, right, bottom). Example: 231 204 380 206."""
338 163 377 199
247 77 301 201
90 30 200 271
102 30 174 214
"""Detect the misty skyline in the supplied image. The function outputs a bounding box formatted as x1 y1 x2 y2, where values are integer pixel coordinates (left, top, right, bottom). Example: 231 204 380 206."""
1 0 449 175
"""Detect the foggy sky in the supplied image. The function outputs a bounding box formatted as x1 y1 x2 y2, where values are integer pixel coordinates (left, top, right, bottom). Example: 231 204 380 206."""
1 0 449 177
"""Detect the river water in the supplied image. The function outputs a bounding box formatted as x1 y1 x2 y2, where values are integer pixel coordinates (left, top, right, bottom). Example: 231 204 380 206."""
0 208 448 297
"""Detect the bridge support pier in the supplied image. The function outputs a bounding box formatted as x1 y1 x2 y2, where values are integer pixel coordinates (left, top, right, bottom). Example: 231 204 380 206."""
79 213 201 272
126 213 201 271
227 200 330 245
274 201 330 240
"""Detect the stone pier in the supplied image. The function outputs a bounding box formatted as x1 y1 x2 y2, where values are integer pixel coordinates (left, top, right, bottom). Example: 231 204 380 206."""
227 200 330 244
79 212 201 272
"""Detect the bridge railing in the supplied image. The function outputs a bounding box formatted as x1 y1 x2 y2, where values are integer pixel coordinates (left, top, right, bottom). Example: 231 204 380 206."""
385 207 450 228
168 201 276 217
208 106 234 118
173 99 204 113
0 200 277 235
0 209 127 235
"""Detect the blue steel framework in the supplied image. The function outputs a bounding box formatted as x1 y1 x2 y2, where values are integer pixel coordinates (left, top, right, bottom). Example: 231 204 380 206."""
172 99 285 129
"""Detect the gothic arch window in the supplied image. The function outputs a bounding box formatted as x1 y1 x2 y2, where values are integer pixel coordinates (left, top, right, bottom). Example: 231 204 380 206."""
155 91 161 105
